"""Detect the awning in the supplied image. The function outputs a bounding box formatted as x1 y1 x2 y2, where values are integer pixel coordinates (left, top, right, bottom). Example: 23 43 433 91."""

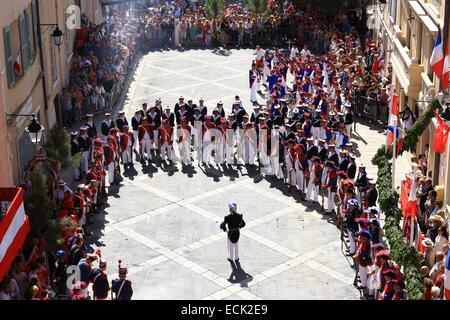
408 1 426 16
0 188 30 282
419 15 439 36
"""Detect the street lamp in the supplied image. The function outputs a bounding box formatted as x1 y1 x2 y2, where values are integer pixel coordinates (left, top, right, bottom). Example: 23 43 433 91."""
51 26 64 47
25 115 45 145
6 114 46 145
39 24 64 47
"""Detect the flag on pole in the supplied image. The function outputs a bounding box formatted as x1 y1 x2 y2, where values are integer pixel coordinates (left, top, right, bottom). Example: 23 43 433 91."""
387 125 403 157
445 249 450 300
430 29 444 78
388 94 399 127
0 188 30 282
443 41 449 89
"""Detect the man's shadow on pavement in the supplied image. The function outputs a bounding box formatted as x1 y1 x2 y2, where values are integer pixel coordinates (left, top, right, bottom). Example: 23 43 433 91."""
228 261 253 287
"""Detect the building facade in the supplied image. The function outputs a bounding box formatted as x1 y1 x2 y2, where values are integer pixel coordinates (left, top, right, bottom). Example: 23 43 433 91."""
372 0 450 203
0 0 102 185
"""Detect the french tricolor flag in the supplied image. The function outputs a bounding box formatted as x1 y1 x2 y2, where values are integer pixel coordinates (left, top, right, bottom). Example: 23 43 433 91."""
442 41 449 90
445 249 450 300
430 29 444 78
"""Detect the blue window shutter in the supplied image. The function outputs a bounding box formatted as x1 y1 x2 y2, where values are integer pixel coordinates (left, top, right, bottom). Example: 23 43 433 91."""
31 0 38 52
3 26 15 86
19 13 29 72
24 9 33 65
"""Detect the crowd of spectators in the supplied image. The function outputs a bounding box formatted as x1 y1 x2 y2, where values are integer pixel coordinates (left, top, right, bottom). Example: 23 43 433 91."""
60 9 141 128
405 156 449 299
0 8 142 301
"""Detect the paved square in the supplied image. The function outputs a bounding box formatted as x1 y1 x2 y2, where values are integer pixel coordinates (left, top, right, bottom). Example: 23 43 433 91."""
85 49 390 300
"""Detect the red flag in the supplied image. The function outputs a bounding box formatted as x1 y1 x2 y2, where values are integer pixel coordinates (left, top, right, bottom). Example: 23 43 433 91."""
14 52 21 75
417 231 425 253
433 110 450 153
391 94 398 117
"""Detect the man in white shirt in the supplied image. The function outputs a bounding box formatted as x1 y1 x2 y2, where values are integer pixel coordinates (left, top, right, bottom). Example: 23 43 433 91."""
290 44 299 60
301 45 311 59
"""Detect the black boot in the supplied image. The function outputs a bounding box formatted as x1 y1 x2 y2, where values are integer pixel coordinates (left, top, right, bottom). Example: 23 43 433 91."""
228 259 237 270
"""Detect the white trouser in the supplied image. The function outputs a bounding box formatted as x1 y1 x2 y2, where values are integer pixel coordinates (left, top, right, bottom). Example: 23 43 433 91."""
327 189 335 213
227 239 239 261
152 130 159 149
133 131 139 149
250 82 257 102
202 141 214 163
259 155 270 174
122 147 132 164
225 139 234 165
107 162 115 184
306 174 319 202
287 168 296 188
321 167 329 184
296 169 305 192
216 140 225 164
312 127 321 142
160 142 173 161
346 124 352 137
348 230 356 254
141 139 152 160
243 138 256 165
359 265 368 288
82 151 90 174
179 140 191 165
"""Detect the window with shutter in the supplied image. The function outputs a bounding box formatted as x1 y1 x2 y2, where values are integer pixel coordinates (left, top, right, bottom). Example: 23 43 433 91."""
31 0 38 53
24 9 33 65
3 26 15 86
19 13 29 73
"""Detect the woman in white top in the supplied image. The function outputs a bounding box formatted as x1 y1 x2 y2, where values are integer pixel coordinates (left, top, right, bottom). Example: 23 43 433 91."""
434 226 449 255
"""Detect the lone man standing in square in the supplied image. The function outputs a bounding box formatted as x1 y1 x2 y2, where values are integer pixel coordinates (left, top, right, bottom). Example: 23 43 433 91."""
220 203 246 270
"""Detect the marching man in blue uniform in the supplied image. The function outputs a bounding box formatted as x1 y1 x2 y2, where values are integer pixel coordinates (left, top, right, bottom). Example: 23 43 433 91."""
220 203 246 270
111 261 133 300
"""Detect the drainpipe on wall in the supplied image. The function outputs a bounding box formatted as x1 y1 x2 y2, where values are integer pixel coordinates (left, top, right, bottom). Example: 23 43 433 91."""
35 0 50 114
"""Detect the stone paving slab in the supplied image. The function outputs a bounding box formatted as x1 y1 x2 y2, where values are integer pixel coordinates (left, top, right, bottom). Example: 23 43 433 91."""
84 49 393 300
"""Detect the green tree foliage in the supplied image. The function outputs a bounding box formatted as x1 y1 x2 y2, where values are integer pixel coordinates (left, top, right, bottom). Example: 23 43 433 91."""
205 0 226 46
205 0 226 23
245 0 268 18
44 124 81 170
25 167 60 250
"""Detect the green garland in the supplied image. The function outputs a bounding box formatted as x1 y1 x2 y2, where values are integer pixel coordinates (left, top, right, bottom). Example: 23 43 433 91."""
372 146 423 299
398 99 441 156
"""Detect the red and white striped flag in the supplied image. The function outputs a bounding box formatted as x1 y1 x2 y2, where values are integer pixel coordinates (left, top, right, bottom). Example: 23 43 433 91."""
431 30 444 78
0 188 30 282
